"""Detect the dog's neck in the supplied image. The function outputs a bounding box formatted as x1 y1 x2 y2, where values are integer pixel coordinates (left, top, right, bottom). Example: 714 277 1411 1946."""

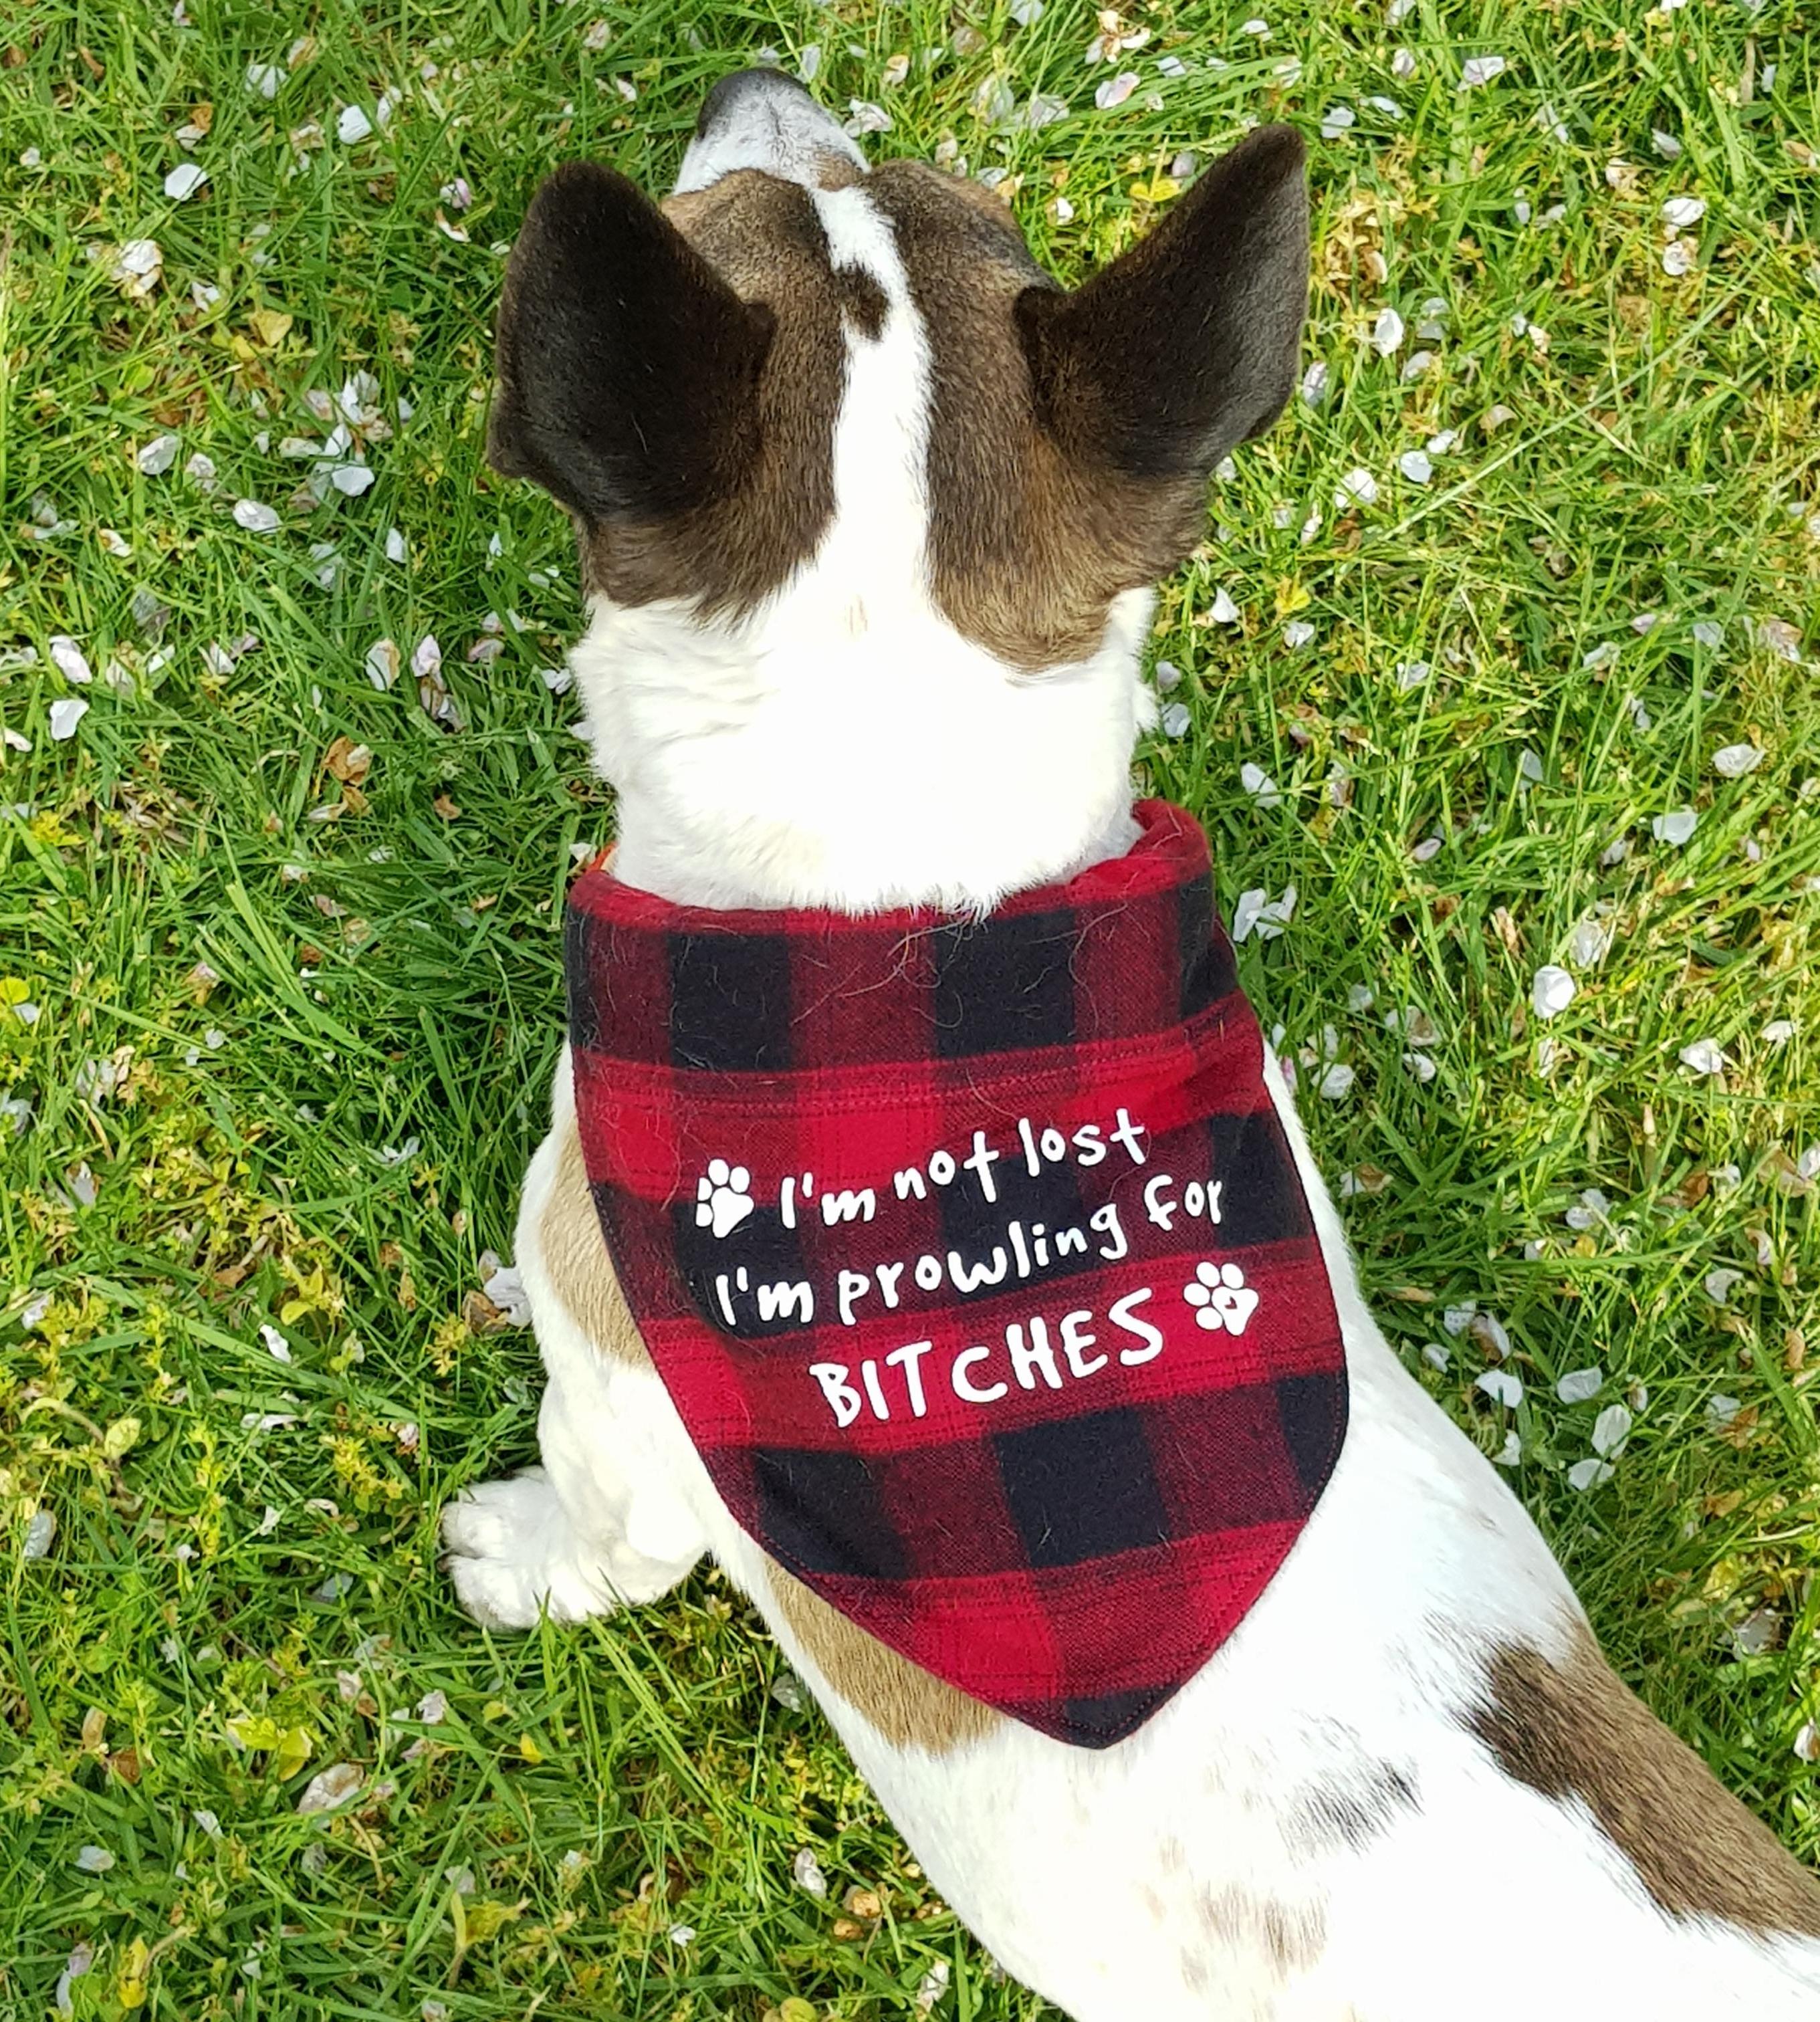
571 586 1153 917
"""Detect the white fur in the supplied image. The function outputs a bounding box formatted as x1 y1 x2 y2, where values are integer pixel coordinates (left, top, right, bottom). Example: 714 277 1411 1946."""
446 146 1820 2021
673 71 867 198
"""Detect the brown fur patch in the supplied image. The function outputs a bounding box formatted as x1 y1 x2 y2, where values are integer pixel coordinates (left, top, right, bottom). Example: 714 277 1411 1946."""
1469 1625 1820 1936
1285 1761 1418 1853
832 262 887 340
867 160 1206 670
534 1113 649 1367
1194 1883 1328 1979
762 1560 1000 1755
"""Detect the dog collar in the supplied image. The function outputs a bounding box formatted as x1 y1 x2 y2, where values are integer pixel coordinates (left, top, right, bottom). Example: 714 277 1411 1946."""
566 801 1347 1746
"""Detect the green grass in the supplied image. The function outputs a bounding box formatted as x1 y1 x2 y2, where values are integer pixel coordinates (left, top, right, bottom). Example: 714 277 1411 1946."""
3 0 1819 2013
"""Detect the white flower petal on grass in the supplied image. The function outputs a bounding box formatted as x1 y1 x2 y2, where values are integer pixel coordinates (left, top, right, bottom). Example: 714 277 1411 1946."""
54 1940 95 2017
1651 808 1698 846
416 1689 449 1724
137 433 180 475
1706 1393 1740 1427
1476 1369 1522 1408
1410 836 1442 863
1570 920 1609 967
1712 742 1764 778
1679 1038 1726 1076
1704 1267 1744 1307
233 498 281 532
1662 195 1706 229
23 1508 56 1559
1764 1018 1796 1046
1299 361 1329 407
247 60 282 97
364 638 399 690
1567 1458 1614 1491
1561 1181 1609 1229
1400 350 1434 382
75 1845 115 1874
1492 1430 1522 1467
1532 965 1575 1020
793 1847 829 1897
1231 889 1268 943
1395 660 1430 690
1159 701 1191 738
1398 450 1432 484
1371 306 1404 355
1320 104 1356 140
1557 1366 1603 1403
1335 467 1378 510
49 698 90 742
337 104 374 144
1662 240 1695 277
164 162 209 200
411 635 442 681
329 463 375 496
481 1262 532 1327
1591 1403 1632 1456
845 99 893 134
1095 72 1141 110
1282 620 1315 649
260 1323 292 1362
1240 762 1281 810
297 1763 363 1814
1470 1313 1510 1360
1757 618 1803 663
1207 586 1240 625
1318 1062 1355 1101
1691 620 1724 649
185 450 217 489
49 636 93 684
1652 129 1682 159
1442 1301 1476 1337
384 528 407 562
1458 54 1507 89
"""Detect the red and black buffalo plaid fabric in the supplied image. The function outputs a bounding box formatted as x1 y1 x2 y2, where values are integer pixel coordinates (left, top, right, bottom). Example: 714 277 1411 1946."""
567 800 1347 1747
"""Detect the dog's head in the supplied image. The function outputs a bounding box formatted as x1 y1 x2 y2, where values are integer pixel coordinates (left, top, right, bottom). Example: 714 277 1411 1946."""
492 70 1306 670
489 71 1307 908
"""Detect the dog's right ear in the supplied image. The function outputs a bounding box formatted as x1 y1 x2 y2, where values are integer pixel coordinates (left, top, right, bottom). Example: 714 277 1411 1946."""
487 162 776 524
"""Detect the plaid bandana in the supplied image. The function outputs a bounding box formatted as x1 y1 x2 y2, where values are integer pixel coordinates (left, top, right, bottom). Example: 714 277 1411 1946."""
567 801 1347 1747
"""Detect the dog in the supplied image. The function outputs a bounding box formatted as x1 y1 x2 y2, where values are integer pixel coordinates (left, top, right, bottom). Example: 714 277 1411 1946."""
443 69 1820 2019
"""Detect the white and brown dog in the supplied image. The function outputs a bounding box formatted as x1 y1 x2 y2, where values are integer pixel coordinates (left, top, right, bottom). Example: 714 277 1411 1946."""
443 70 1820 2019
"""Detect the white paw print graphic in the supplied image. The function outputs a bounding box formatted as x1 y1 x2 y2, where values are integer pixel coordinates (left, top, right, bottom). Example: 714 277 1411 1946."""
1183 1260 1260 1335
695 1158 756 1238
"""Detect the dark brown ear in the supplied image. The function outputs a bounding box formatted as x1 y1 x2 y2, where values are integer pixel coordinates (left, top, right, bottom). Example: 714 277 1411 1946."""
1016 124 1309 482
487 161 776 522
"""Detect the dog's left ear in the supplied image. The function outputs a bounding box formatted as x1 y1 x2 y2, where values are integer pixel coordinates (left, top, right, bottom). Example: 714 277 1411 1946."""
1016 125 1309 483
487 160 776 524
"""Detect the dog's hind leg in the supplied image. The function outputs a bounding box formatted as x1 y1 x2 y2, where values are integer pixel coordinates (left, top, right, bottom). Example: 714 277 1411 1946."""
441 1050 713 1628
